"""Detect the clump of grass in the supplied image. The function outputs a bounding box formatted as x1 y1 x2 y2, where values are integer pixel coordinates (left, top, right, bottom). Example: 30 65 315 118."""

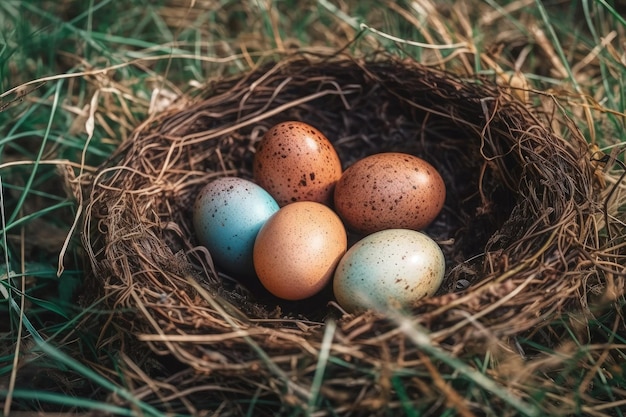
0 0 195 413
1 0 624 415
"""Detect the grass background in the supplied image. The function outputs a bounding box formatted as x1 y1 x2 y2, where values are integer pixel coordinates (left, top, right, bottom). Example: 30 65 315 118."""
0 0 624 415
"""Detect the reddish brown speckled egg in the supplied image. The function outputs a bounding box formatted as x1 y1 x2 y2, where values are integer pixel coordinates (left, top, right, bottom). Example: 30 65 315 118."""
253 121 342 207
334 152 446 235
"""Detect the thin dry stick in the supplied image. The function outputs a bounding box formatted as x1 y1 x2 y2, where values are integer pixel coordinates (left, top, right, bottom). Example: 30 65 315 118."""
419 351 477 417
184 274 312 402
395 316 540 417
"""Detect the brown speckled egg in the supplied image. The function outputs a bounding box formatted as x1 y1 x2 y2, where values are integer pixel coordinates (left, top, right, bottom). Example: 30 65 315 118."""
253 201 347 300
334 152 446 235
253 121 342 206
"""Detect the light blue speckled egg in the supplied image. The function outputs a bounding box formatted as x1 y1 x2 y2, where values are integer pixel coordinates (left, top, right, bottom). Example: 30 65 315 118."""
193 177 279 278
333 229 445 313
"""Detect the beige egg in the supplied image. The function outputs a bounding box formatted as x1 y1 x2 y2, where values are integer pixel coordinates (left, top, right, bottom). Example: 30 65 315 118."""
253 121 342 206
253 201 347 300
334 152 446 235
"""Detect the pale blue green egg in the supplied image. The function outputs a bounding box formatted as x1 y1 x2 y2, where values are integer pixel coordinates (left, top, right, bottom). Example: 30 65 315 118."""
333 229 445 313
193 177 279 277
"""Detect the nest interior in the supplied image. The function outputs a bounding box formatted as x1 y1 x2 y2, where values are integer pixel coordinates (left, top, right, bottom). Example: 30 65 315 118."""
82 52 613 413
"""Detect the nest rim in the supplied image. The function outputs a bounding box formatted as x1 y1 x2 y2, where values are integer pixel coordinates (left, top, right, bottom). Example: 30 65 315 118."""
80 50 617 414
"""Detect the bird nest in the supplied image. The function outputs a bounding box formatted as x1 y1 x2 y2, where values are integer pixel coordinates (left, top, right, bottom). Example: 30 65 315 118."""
81 52 620 415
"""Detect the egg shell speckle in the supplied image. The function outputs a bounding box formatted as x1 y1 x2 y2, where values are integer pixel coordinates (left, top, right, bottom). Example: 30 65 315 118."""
333 229 445 313
334 152 446 234
253 201 347 300
192 177 279 277
253 121 342 206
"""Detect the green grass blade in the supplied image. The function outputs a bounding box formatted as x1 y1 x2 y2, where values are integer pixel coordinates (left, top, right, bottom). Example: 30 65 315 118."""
0 389 141 416
395 315 541 417
6 80 61 225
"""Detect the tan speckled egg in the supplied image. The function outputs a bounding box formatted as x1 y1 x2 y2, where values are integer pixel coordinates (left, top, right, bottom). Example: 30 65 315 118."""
253 202 347 300
334 152 446 235
253 121 342 207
